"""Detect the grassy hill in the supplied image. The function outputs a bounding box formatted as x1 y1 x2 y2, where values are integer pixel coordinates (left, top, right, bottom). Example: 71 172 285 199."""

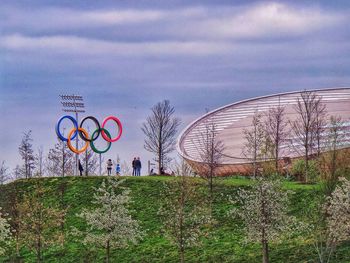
0 176 349 262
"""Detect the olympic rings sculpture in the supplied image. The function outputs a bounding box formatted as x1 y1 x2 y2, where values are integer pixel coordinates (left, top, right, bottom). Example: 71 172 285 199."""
55 115 122 154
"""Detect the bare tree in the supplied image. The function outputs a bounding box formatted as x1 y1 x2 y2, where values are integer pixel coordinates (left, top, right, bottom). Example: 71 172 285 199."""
291 91 326 182
264 104 288 172
0 161 10 184
18 130 35 179
313 101 327 157
12 165 24 180
18 182 64 262
141 100 181 174
158 161 212 263
193 117 225 197
243 112 266 177
35 146 44 177
47 140 74 176
81 147 99 176
320 116 348 194
120 160 131 176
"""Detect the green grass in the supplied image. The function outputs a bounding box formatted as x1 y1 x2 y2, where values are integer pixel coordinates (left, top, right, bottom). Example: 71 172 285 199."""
0 176 348 262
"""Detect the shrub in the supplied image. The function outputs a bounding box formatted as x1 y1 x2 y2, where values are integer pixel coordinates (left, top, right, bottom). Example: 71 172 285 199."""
291 159 320 183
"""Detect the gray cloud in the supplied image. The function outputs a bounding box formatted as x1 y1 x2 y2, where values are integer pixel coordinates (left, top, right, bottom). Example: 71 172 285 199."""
1 1 350 171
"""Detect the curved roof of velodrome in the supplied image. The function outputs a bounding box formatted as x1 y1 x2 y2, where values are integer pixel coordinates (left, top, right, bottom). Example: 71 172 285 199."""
177 87 350 165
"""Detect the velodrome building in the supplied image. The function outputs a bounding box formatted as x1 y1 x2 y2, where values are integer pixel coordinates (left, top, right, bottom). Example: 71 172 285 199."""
177 88 350 176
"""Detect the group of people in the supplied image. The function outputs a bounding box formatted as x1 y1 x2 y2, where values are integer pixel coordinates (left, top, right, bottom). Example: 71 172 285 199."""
106 159 121 176
78 157 142 176
78 159 121 176
132 157 142 176
107 157 142 176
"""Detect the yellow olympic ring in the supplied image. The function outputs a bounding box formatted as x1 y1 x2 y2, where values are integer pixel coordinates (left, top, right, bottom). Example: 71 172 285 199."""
67 127 89 154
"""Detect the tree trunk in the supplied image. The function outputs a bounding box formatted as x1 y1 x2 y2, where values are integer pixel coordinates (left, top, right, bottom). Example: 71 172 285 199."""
158 126 163 174
331 143 337 180
37 237 42 263
209 166 213 198
305 134 309 183
210 175 213 195
275 119 280 172
180 246 185 263
275 140 279 172
158 156 161 175
261 185 269 263
262 240 269 263
16 234 19 256
25 155 28 179
106 240 110 263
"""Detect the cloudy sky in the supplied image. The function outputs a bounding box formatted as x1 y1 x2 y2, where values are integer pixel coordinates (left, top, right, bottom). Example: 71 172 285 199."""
1 0 350 174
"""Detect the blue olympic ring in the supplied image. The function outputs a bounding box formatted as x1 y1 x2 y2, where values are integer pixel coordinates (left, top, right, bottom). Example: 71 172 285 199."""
55 115 78 141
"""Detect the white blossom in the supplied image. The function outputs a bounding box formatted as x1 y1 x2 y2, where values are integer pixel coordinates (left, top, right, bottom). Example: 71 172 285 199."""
0 207 11 256
231 177 297 263
325 177 350 243
232 178 293 243
73 178 143 261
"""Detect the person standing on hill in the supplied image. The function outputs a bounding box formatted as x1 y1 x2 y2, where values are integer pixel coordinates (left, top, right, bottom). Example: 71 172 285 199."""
107 159 113 176
132 157 137 176
116 163 121 176
135 157 142 176
78 160 84 176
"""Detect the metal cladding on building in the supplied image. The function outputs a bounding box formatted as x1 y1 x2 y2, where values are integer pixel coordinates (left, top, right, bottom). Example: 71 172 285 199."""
177 88 350 176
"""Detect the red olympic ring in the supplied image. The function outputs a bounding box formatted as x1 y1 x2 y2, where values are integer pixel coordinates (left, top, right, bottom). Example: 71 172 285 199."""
101 116 123 143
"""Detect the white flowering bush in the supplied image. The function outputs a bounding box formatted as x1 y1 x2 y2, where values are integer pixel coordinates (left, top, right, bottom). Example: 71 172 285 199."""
0 207 11 256
73 179 143 262
231 177 297 263
309 177 350 263
325 177 350 242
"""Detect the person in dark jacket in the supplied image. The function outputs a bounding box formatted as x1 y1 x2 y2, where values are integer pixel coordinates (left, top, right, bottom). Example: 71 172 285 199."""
78 160 84 176
132 157 137 176
135 157 141 176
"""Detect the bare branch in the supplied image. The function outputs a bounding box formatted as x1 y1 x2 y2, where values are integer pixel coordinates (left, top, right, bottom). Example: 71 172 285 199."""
141 100 181 174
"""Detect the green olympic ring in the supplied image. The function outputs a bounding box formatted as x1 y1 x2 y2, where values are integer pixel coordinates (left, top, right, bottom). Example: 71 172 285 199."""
90 128 112 154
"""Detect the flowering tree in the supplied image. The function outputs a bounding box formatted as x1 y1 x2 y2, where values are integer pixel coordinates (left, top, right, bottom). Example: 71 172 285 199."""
313 177 350 263
0 161 10 185
0 207 11 256
158 161 212 263
231 178 295 263
74 179 143 263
